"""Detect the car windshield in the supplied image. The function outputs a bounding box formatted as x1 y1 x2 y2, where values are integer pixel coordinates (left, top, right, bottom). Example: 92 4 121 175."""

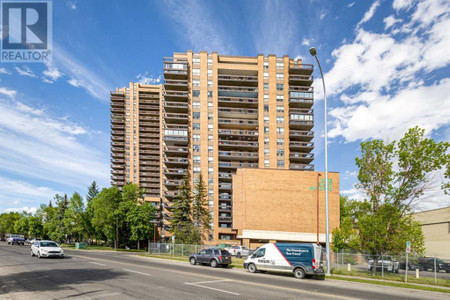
40 242 58 247
232 246 239 249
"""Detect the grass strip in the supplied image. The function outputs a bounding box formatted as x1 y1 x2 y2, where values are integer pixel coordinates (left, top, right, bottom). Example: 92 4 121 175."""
330 275 450 294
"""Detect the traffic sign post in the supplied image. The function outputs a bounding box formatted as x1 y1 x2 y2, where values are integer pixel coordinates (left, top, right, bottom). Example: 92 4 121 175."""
405 241 411 283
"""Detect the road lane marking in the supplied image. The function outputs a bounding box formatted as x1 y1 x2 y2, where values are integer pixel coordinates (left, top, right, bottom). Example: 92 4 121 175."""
185 282 240 296
93 292 121 298
123 269 152 276
89 262 106 266
187 279 233 285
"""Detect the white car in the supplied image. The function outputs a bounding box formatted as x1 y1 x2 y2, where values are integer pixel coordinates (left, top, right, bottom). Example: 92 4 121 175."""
31 240 64 258
229 245 250 258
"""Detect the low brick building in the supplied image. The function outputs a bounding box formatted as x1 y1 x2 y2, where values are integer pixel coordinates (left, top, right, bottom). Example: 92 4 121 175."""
232 168 340 248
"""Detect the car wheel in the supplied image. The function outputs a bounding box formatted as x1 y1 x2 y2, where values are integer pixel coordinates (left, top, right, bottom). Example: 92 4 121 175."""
294 267 306 279
37 251 42 259
237 252 242 258
30 250 34 257
190 257 197 265
210 259 218 268
247 263 257 273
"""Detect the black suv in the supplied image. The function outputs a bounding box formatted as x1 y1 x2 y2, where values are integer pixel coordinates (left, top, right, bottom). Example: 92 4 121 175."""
419 257 450 272
189 248 232 268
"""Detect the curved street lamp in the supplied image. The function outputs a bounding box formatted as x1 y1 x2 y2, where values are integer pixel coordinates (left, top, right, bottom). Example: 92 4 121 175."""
309 47 331 276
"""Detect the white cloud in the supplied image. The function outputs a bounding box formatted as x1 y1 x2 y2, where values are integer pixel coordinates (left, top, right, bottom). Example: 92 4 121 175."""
320 12 327 20
66 1 77 10
341 188 365 201
0 97 109 188
0 68 10 75
301 38 312 46
0 87 16 98
357 0 380 28
53 45 112 101
393 0 414 11
67 78 80 87
383 15 402 30
15 66 36 78
42 63 62 83
162 0 236 54
4 207 37 214
347 2 356 8
136 73 162 85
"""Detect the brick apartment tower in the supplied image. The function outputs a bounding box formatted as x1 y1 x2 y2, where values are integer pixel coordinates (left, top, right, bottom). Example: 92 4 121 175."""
111 51 314 242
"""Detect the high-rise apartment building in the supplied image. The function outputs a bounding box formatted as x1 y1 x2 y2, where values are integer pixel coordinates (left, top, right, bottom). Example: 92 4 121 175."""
111 51 314 242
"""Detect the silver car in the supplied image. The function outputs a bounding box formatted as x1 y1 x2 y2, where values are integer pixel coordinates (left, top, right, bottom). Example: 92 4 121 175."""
31 240 64 258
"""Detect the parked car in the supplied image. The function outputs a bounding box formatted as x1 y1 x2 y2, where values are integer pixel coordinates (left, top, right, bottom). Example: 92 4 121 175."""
189 248 232 268
418 257 450 272
229 245 250 258
244 243 325 279
6 234 25 245
216 243 232 251
31 240 64 258
368 256 399 273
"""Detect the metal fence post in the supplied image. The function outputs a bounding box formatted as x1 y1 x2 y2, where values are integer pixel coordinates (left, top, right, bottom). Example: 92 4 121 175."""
434 255 437 284
381 254 384 278
337 250 340 271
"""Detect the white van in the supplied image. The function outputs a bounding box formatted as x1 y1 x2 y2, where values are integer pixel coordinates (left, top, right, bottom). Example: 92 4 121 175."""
244 243 324 279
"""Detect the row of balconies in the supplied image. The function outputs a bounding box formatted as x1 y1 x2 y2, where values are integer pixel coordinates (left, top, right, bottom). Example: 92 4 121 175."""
140 155 160 160
218 96 258 108
164 101 189 112
289 74 314 86
218 161 258 169
289 141 314 151
218 129 258 139
218 140 259 149
140 116 159 121
164 79 189 91
140 149 159 155
218 108 258 120
289 62 313 75
289 152 314 163
218 151 258 160
290 163 314 171
218 118 258 129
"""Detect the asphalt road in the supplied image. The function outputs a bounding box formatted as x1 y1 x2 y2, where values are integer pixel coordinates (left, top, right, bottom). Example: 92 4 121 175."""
0 243 448 299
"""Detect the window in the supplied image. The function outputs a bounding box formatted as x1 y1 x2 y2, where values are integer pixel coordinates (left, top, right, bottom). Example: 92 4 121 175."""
208 145 213 152
264 137 269 145
208 124 213 131
276 62 284 69
164 129 188 136
193 68 200 76
208 157 213 163
194 155 201 164
290 91 313 98
208 167 213 174
193 101 200 108
276 73 284 80
208 58 212 65
193 134 200 141
264 116 269 123
277 83 284 91
290 114 313 121
254 248 265 257
194 166 200 173
264 83 269 90
208 102 213 109
264 94 269 101
277 116 284 124
264 160 270 167
193 57 200 64
264 126 269 133
208 69 212 76
193 123 200 130
277 160 285 167
208 91 213 98
277 95 284 101
193 79 200 87
193 112 200 119
277 105 284 113
194 145 200 152
264 105 269 112
208 80 213 87
263 72 269 79
264 149 269 156
193 90 200 97
263 61 269 68
277 138 284 146
277 149 284 157
208 135 213 141
208 113 213 120
277 127 284 134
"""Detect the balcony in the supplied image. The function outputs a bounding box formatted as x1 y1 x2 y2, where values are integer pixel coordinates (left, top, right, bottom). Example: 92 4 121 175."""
218 108 258 119
218 140 258 149
289 98 314 108
218 161 258 169
164 79 188 91
164 168 186 178
139 116 159 122
111 124 124 130
139 134 160 140
218 205 232 212
164 90 189 101
140 177 160 183
289 119 314 130
140 160 159 166
140 121 159 128
111 146 124 152
111 135 124 141
165 157 188 165
111 169 124 175
139 104 159 111
140 149 159 155
219 216 232 223
219 151 258 161
164 146 189 156
111 130 124 136
111 107 124 113
111 164 124 170
290 163 314 171
164 113 188 124
165 180 183 189
111 180 125 187
163 58 188 79
218 129 258 140
289 142 314 152
289 152 314 163
140 183 159 189
289 62 314 75
289 130 314 141
218 118 258 129
219 172 233 180
219 184 232 191
289 74 314 86
164 101 188 113
164 135 188 146
218 74 258 86
111 117 124 124
111 141 124 146
140 155 159 161
139 98 159 105
140 166 159 172
139 93 159 99
218 96 258 108
218 86 258 98
140 110 159 117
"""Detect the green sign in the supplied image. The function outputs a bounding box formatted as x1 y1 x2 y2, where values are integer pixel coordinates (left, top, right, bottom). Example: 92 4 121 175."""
309 178 333 191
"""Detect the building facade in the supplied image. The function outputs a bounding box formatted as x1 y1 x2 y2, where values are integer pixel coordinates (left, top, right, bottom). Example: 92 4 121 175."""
111 51 315 243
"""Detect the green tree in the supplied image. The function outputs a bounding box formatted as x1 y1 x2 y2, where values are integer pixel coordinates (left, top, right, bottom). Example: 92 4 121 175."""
91 187 122 248
169 171 195 244
28 215 44 239
86 181 99 203
126 202 156 250
13 213 30 236
331 196 361 251
192 173 211 244
64 192 85 242
0 212 20 237
355 127 447 275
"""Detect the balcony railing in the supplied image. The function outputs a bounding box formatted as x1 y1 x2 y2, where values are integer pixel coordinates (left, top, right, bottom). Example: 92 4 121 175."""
289 142 314 151
218 97 258 107
289 152 314 159
218 140 258 148
290 163 314 171
219 162 258 169
219 151 258 159
289 62 314 75
218 119 258 128
218 129 258 138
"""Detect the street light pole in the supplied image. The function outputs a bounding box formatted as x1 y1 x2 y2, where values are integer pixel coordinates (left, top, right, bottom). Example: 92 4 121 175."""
309 47 331 276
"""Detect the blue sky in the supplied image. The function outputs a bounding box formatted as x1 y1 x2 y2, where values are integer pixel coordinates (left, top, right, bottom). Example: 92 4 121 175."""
0 0 449 213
